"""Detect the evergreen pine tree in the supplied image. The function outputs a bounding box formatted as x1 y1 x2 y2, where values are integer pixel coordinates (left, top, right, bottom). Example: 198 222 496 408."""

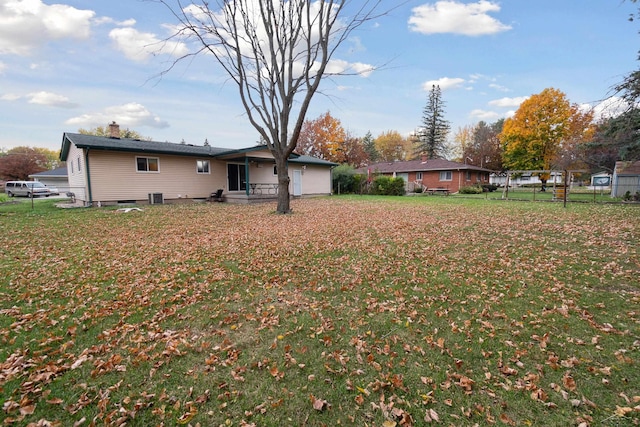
416 85 450 159
361 131 379 163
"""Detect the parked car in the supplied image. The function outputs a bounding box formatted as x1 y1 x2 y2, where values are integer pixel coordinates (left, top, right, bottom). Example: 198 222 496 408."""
4 181 51 197
46 186 59 195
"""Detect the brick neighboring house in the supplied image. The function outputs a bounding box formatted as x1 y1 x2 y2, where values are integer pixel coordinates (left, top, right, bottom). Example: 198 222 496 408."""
364 158 493 193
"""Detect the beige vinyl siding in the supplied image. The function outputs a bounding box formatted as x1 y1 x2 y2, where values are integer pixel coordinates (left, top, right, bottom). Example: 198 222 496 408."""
297 165 331 194
247 162 278 185
66 143 88 201
245 163 332 195
88 151 225 202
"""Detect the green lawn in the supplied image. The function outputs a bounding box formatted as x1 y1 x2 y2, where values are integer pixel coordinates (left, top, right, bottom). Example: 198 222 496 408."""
0 196 638 426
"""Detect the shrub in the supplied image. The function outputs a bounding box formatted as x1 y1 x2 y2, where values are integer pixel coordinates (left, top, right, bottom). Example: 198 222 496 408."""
459 185 483 194
332 164 358 194
352 174 368 194
371 176 405 196
481 184 498 192
623 191 640 202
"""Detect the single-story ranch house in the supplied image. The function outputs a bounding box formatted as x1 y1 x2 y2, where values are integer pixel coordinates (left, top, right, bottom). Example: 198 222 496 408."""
29 166 70 194
60 125 336 206
364 158 493 193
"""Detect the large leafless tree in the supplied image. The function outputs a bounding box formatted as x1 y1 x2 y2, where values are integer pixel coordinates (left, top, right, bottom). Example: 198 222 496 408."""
158 0 388 213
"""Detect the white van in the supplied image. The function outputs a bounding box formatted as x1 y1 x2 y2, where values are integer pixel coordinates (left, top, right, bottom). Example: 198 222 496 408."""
4 181 51 197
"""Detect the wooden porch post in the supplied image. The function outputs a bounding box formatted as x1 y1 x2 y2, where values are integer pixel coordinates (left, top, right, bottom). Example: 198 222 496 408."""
245 157 250 197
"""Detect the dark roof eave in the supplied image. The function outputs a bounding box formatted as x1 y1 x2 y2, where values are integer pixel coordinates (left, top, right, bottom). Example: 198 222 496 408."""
72 145 223 158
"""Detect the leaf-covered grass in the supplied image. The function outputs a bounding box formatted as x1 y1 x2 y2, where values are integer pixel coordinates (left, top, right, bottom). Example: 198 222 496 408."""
0 196 638 426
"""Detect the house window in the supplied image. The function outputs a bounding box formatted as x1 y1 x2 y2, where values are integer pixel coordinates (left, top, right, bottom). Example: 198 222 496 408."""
273 165 278 176
77 157 81 172
71 162 74 174
465 171 471 181
439 171 452 181
136 157 159 172
227 163 247 191
416 172 423 180
197 160 210 174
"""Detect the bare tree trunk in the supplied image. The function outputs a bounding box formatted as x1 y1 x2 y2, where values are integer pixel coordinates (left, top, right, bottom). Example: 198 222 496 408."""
275 156 291 214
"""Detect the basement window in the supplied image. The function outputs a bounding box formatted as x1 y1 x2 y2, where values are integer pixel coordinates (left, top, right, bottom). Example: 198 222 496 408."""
136 157 159 172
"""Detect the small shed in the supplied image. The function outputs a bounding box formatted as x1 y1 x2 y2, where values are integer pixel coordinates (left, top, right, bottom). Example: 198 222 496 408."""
611 161 640 198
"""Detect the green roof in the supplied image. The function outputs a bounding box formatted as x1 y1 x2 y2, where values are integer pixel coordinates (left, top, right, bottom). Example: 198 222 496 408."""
289 154 337 166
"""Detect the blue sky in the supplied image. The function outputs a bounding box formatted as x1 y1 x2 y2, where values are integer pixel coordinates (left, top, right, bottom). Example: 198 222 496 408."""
0 0 638 153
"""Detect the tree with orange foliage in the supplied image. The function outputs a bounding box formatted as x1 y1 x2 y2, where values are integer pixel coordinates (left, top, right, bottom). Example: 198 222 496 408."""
499 88 593 189
296 111 347 163
374 130 413 162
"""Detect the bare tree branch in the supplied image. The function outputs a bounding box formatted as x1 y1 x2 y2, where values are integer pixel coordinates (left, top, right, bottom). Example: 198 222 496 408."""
155 0 398 213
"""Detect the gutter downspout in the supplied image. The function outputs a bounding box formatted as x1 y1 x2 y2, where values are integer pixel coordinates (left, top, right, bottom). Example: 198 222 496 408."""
85 148 93 206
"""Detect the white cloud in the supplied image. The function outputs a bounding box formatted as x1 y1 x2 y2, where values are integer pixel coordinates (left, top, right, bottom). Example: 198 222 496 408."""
1 93 21 101
488 83 510 92
0 0 95 55
109 27 189 62
347 36 366 54
409 1 512 36
489 96 529 108
589 96 630 120
0 61 5 74
469 109 502 121
423 77 466 91
65 102 170 129
325 59 374 77
94 16 136 27
28 91 78 108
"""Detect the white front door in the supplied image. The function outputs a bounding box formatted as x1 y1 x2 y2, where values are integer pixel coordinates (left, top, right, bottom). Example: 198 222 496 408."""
293 169 302 196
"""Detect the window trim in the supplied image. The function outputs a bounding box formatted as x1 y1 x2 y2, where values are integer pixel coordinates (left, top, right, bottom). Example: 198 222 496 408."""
439 171 452 181
136 156 160 173
196 159 210 174
416 172 423 181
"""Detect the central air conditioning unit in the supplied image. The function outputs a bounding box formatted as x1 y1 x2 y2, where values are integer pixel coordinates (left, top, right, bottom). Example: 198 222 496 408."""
148 193 164 204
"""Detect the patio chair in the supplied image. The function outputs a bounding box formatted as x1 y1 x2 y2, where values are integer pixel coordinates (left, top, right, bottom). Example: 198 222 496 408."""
210 189 224 202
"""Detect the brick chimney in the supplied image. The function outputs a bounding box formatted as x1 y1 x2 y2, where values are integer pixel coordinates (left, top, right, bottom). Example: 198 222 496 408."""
108 121 120 139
